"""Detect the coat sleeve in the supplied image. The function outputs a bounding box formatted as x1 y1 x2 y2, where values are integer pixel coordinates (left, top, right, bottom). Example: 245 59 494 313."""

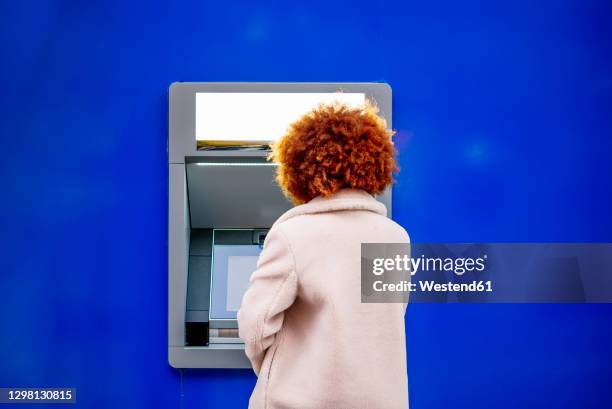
237 227 298 375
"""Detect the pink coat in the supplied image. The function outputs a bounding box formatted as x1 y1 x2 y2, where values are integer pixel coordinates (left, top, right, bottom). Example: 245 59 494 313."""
238 188 410 409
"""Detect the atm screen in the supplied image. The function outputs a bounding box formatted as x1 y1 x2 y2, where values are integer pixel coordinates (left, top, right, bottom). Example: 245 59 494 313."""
226 255 258 311
210 244 261 320
195 92 366 147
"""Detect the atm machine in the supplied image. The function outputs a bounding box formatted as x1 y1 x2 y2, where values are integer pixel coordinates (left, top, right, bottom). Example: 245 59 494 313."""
168 82 392 368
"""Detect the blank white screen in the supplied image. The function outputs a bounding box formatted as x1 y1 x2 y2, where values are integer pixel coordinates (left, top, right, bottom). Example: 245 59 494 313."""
195 92 366 142
226 256 259 312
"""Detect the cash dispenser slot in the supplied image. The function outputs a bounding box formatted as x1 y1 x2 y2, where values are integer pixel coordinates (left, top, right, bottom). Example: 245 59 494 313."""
185 229 213 346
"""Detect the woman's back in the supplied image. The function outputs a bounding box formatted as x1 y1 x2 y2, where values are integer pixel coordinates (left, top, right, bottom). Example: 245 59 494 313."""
239 189 409 409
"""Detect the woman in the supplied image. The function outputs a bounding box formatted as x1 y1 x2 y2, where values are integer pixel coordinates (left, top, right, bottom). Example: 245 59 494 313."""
238 102 410 409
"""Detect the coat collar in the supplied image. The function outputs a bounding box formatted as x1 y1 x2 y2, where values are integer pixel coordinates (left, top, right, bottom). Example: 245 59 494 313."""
275 188 387 225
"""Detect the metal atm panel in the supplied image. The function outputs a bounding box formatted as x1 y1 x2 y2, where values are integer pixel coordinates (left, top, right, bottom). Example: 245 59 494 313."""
168 82 392 368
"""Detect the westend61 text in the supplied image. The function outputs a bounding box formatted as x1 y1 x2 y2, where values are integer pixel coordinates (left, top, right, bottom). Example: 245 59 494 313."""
373 280 493 293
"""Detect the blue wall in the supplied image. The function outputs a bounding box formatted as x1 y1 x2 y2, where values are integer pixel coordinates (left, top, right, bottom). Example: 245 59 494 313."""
1 1 611 408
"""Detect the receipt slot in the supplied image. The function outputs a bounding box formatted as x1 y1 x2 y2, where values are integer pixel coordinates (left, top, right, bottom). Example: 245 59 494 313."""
168 82 392 368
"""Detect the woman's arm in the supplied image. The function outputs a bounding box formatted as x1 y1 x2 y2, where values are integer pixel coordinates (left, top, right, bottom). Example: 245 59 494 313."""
237 227 298 375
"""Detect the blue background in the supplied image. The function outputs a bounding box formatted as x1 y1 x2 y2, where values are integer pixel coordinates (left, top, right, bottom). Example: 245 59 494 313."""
1 1 611 408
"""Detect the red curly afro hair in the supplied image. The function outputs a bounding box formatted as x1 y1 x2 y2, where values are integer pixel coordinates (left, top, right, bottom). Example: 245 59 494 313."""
271 101 397 205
